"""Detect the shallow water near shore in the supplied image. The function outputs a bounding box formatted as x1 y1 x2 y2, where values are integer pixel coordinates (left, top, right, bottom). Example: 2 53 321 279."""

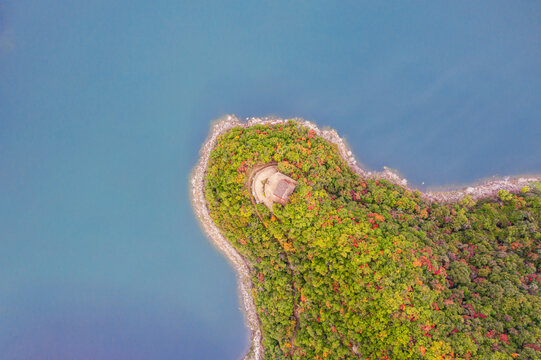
1 1 540 359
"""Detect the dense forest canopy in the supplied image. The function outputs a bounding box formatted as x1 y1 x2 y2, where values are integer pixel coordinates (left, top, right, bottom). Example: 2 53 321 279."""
204 121 541 360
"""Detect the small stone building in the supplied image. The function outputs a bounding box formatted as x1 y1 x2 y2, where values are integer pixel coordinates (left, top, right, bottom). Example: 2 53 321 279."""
252 165 297 211
272 179 296 205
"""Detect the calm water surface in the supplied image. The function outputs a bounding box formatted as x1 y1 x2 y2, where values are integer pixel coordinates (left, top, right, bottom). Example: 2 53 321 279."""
1 1 540 359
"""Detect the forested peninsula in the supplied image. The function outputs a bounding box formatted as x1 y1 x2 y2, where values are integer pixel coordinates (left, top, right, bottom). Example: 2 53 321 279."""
191 116 541 360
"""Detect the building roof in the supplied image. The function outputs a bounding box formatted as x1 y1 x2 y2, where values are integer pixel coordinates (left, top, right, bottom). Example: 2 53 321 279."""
272 179 296 205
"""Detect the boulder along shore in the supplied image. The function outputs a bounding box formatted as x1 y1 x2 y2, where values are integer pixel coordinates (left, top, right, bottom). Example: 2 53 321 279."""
190 115 541 360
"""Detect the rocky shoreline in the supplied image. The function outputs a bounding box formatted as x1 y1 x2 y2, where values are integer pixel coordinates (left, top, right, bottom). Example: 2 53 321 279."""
190 115 541 360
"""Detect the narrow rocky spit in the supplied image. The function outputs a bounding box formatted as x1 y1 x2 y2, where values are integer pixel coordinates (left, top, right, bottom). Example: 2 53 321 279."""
190 115 541 360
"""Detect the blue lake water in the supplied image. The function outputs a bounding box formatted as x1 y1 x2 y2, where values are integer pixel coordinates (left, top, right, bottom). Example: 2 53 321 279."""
1 1 540 359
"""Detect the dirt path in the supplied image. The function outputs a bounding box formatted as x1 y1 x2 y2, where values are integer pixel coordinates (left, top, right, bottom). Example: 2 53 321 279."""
289 289 301 357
